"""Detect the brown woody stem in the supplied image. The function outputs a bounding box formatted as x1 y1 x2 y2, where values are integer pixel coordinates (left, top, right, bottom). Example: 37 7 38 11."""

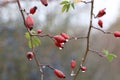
16 0 44 80
73 0 94 80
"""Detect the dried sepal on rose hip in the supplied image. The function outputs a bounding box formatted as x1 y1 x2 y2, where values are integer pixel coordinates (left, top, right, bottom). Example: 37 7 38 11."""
40 0 48 6
25 15 34 30
60 32 69 41
26 52 34 60
96 8 106 18
54 69 66 78
37 29 42 34
70 59 76 69
98 19 103 28
81 66 87 72
114 31 120 37
30 6 37 14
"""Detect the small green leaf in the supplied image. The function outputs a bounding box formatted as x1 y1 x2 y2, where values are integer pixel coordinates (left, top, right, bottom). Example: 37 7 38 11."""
102 49 109 56
60 0 69 5
25 32 30 39
106 53 117 62
62 4 68 12
102 49 117 62
33 36 41 47
71 2 75 9
66 4 70 12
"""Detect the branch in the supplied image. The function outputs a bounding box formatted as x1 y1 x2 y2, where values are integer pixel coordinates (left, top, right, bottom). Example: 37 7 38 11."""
16 0 44 80
89 49 105 57
81 0 92 4
74 0 94 80
92 26 113 34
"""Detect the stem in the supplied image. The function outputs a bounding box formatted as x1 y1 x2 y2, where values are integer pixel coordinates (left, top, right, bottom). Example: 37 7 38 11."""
16 0 44 80
74 0 94 80
92 26 113 34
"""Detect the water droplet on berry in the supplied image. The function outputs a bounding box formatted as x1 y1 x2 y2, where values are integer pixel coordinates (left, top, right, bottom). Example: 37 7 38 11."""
75 37 77 40
82 71 86 72
42 66 46 69
70 71 76 77
59 47 63 50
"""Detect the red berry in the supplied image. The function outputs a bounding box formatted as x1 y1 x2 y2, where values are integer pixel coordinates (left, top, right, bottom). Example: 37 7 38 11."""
114 31 120 37
54 41 63 49
60 32 69 40
30 6 37 14
40 0 48 6
26 52 34 60
98 19 103 28
37 29 42 34
25 15 34 30
54 69 65 78
70 59 76 69
81 66 87 72
96 8 106 18
53 35 66 43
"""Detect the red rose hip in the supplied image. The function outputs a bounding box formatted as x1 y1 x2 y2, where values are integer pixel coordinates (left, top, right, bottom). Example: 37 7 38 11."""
81 66 87 72
98 19 103 28
54 41 63 49
54 69 65 78
37 29 42 34
70 59 76 69
96 8 106 18
25 15 34 30
53 35 66 43
30 6 37 14
26 52 34 60
40 0 48 6
114 31 120 37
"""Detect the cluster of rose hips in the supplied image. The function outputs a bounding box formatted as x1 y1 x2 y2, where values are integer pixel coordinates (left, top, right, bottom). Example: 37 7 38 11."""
25 0 48 31
95 8 106 28
53 32 69 49
70 59 87 76
95 8 120 38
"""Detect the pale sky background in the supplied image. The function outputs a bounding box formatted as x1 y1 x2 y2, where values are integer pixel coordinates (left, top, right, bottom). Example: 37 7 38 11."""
0 0 120 30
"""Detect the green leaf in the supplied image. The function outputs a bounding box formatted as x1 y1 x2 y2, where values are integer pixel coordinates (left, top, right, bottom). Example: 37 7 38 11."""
62 4 68 12
71 2 75 9
32 36 41 47
66 4 70 12
60 0 69 5
102 49 117 62
25 32 30 40
106 53 117 62
102 49 109 56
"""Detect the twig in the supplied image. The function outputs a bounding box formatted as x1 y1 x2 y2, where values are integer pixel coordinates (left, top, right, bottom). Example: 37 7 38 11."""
16 0 44 80
81 0 92 4
73 0 94 80
92 26 113 34
89 49 105 57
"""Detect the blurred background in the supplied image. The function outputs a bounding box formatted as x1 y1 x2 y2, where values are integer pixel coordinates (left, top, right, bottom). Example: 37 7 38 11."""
0 0 120 80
